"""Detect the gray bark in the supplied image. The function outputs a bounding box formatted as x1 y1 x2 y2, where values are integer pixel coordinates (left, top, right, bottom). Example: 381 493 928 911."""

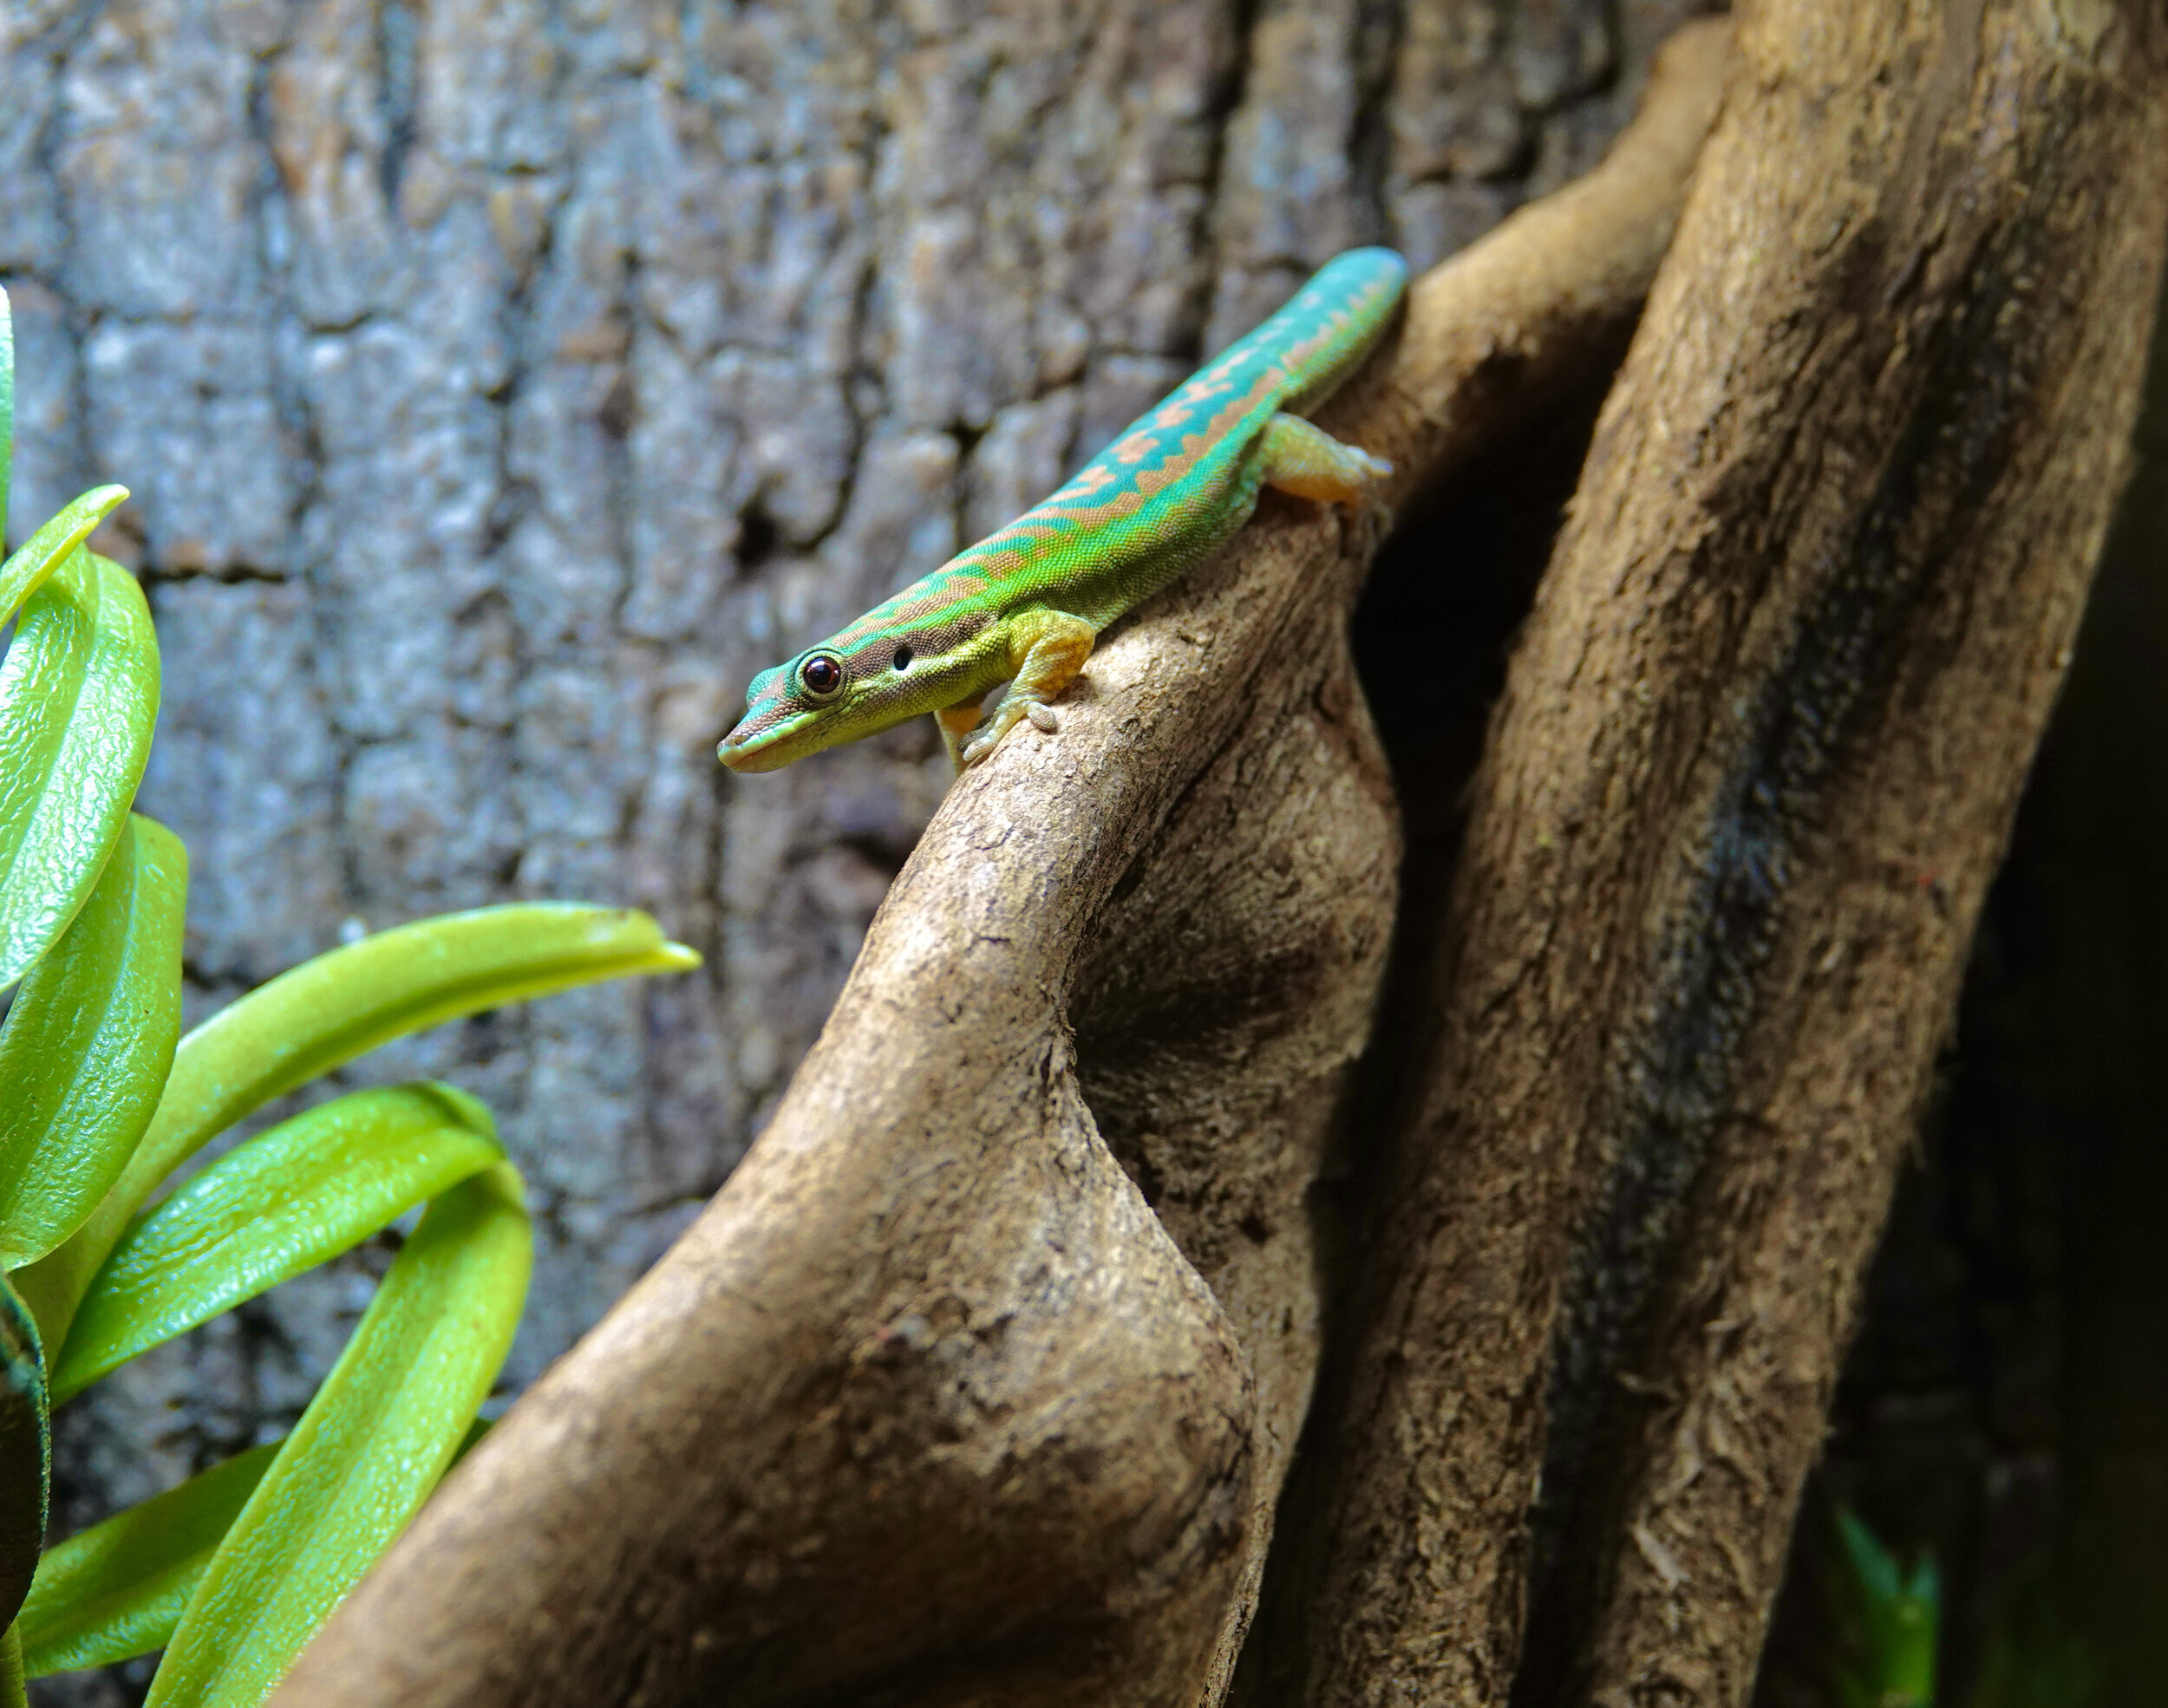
0 0 1689 1685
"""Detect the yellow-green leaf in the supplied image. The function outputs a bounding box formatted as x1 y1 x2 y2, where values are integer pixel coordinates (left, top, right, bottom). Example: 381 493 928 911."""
0 548 159 992
0 486 130 635
20 1416 490 1679
52 1085 503 1406
19 903 696 1346
0 816 186 1269
19 1439 278 1678
0 1625 23 1708
147 1164 531 1708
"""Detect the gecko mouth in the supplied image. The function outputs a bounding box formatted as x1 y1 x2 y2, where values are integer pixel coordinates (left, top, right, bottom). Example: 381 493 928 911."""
717 726 792 773
717 703 826 773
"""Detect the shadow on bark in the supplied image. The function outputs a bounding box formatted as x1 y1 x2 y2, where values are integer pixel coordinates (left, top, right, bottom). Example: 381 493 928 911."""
1754 199 2168 1708
265 5 2168 1705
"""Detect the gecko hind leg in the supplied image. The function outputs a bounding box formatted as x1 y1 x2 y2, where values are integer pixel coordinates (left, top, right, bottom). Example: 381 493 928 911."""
1258 412 1394 505
959 610 1095 769
1260 411 1395 546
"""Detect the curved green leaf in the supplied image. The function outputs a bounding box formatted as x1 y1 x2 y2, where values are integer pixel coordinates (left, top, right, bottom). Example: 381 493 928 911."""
147 1163 531 1708
20 1416 491 1679
20 1438 278 1678
53 1084 503 1405
20 903 697 1346
0 548 159 992
0 1275 47 1637
0 1625 23 1708
0 815 186 1269
0 486 130 634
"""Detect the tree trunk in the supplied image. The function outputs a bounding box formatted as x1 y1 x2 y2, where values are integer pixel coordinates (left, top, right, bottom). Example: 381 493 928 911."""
1261 4 2168 1705
1 0 1694 1605
265 30 1733 1708
8 0 2165 1705
1753 254 2168 1708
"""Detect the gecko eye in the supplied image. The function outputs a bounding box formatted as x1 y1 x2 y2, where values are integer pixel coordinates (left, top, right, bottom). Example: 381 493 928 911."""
797 652 846 702
892 644 913 672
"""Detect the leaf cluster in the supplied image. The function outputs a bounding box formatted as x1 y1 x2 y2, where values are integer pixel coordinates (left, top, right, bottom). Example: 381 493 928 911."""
1830 1510 2099 1708
0 290 699 1705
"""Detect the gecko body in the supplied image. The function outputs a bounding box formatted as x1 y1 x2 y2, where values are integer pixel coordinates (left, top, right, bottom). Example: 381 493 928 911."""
718 246 1408 775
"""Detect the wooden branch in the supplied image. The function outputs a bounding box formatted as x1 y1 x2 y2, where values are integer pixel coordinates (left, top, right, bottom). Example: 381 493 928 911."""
264 29 1728 1708
1272 3 2168 1705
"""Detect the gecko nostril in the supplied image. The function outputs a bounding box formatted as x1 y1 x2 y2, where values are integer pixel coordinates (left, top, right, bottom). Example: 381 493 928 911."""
893 644 913 671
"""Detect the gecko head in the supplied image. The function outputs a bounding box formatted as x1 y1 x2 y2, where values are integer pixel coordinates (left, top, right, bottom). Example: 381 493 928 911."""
719 638 938 773
717 649 852 773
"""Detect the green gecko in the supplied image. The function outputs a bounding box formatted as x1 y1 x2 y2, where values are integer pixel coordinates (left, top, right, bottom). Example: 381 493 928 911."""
718 246 1408 776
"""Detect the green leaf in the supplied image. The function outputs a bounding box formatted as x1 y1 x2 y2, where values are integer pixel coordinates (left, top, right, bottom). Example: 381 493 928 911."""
52 1084 504 1406
0 815 186 1269
0 1625 23 1708
0 1275 47 1637
0 547 159 992
18 903 697 1346
20 1417 490 1679
19 1439 278 1678
147 1163 531 1708
1834 1509 1937 1708
0 486 130 635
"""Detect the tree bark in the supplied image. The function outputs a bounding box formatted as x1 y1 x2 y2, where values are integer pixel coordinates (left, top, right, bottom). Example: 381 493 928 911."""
0 0 1689 1633
263 32 1733 1708
10 0 2165 1704
1749 251 2168 1708
1264 3 2168 1705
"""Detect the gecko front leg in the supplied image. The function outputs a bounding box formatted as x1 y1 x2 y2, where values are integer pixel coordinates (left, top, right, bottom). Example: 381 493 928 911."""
957 609 1096 770
934 698 986 773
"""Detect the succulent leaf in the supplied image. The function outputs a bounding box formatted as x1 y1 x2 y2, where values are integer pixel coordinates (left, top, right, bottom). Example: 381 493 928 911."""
144 1164 531 1708
53 1084 504 1405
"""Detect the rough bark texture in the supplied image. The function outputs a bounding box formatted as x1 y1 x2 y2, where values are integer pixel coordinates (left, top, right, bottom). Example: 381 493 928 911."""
1755 258 2168 1708
1266 3 2168 1705
262 40 1730 1708
12 1 2167 1705
0 0 1695 1628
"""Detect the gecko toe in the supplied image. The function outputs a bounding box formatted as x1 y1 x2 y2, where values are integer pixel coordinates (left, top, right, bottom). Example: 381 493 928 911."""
1026 703 1060 733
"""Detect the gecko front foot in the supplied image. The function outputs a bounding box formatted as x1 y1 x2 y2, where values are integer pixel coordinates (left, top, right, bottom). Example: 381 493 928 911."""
955 610 1095 771
959 696 1056 767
